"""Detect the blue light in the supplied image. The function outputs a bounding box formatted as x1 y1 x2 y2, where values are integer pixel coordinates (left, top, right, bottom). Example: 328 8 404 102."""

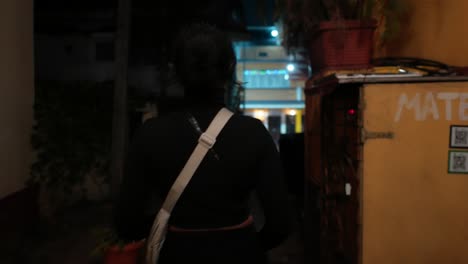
241 101 305 109
244 69 290 76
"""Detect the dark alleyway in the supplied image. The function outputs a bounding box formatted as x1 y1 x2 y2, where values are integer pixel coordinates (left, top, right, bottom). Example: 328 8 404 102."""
10 202 303 264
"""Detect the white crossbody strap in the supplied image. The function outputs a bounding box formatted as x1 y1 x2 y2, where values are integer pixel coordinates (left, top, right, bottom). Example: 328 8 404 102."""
146 108 233 264
161 107 233 213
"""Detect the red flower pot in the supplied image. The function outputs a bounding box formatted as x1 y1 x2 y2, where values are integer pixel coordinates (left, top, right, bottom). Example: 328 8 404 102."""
104 240 145 264
309 20 377 71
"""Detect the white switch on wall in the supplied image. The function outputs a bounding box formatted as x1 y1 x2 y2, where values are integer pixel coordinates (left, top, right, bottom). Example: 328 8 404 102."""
345 183 352 196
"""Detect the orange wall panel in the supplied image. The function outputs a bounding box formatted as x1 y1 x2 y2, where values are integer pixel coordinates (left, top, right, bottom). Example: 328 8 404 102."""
362 82 468 264
384 0 468 66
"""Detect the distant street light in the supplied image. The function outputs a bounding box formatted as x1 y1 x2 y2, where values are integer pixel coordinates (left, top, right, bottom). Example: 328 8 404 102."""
271 29 279 37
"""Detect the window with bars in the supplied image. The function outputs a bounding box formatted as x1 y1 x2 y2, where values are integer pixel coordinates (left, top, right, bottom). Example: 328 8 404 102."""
243 69 291 89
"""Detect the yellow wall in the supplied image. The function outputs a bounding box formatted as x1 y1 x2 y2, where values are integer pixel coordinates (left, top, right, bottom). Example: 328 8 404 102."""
362 82 468 264
0 0 34 198
384 0 468 66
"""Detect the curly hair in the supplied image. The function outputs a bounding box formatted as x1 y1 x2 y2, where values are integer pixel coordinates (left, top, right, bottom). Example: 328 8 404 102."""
172 23 236 101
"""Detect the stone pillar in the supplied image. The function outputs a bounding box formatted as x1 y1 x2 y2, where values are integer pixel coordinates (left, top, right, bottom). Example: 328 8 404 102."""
0 0 34 198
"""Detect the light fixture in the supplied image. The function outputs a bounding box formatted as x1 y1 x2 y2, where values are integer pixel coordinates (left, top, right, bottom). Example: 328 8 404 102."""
347 108 356 115
288 109 297 116
271 29 279 37
287 64 295 72
284 74 290 80
253 110 268 121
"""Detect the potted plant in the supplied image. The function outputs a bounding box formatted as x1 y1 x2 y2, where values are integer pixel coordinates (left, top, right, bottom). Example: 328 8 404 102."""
29 81 115 217
92 228 146 264
275 0 408 71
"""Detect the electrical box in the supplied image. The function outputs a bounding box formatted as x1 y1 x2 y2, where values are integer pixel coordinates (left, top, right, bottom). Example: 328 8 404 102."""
304 74 468 264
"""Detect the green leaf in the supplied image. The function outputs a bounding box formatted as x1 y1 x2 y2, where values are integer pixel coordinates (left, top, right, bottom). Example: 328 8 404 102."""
30 81 115 203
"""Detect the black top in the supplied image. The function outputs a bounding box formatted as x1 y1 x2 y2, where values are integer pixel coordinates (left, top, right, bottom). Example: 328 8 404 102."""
114 106 291 250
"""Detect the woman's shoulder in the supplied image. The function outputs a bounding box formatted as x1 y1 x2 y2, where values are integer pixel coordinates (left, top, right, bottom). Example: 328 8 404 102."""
133 112 186 137
140 111 267 136
233 114 265 127
229 114 271 138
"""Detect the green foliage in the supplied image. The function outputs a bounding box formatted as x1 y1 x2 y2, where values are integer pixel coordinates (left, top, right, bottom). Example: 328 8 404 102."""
91 227 126 256
377 0 409 42
91 227 146 257
29 81 114 198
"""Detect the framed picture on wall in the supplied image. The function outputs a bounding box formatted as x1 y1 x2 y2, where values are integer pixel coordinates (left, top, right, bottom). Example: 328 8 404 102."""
449 125 468 149
448 150 468 174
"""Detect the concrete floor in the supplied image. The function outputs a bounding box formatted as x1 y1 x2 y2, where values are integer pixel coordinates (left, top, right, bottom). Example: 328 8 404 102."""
13 202 304 264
